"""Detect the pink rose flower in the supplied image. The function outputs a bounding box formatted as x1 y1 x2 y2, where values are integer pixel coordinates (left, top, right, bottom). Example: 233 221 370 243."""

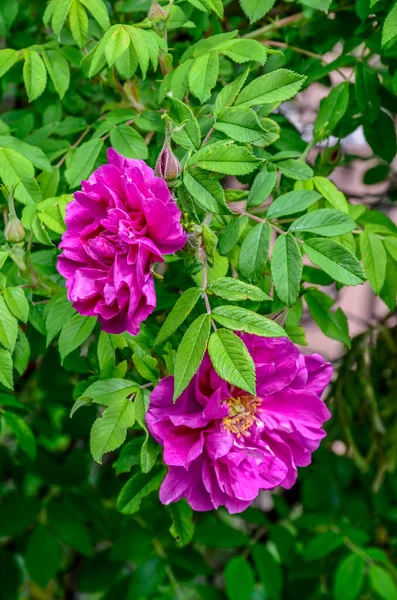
57 149 186 335
147 335 332 513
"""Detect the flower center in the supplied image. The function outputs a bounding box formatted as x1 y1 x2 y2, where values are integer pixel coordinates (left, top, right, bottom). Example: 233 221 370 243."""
222 395 262 437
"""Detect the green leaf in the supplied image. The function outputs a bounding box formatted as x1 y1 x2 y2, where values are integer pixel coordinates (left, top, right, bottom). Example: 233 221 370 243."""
90 398 135 463
140 434 160 474
268 190 321 219
4 287 29 323
218 215 249 255
184 168 230 214
207 277 271 302
47 501 92 557
334 554 365 600
0 48 20 78
214 106 267 143
236 69 305 107
169 59 193 100
304 531 344 560
42 49 70 99
58 314 96 362
169 500 195 548
0 296 18 352
222 39 267 64
155 287 203 346
50 0 73 34
382 2 397 47
0 135 51 172
355 63 380 123
192 142 261 176
313 176 349 213
247 167 278 207
289 208 355 237
277 159 313 181
45 291 76 346
313 82 350 141
252 544 282 600
80 0 110 30
117 468 165 514
69 0 88 48
385 237 397 262
212 306 286 337
189 51 219 103
104 24 130 66
126 26 150 78
305 289 350 346
191 31 238 58
300 0 331 9
173 314 211 401
238 222 271 282
169 97 201 150
369 564 397 600
23 51 47 102
79 378 138 406
65 138 104 188
110 125 148 159
240 0 277 23
0 348 13 389
25 526 62 589
380 254 397 311
13 330 30 376
364 111 397 164
3 411 36 459
208 329 256 395
360 232 387 294
225 556 255 600
303 238 365 286
0 148 35 206
97 331 115 378
271 233 302 306
214 69 249 117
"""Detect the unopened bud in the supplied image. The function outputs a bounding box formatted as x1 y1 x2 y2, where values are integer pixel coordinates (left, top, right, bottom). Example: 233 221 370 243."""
148 0 166 21
5 217 25 243
155 143 181 187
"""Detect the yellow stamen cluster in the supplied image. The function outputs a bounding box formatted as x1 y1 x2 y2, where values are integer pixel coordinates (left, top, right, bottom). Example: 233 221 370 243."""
222 395 262 437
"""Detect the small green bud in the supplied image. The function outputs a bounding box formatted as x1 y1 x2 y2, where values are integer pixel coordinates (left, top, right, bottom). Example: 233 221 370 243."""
148 0 166 22
5 217 26 243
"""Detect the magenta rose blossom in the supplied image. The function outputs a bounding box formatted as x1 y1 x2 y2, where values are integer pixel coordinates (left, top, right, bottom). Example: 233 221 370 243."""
147 334 332 513
57 149 186 335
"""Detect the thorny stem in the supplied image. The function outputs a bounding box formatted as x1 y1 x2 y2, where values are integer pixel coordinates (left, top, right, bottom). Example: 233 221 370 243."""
200 246 212 317
244 12 303 39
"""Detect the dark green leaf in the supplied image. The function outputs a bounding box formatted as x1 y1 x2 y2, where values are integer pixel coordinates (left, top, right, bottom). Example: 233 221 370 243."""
208 329 256 395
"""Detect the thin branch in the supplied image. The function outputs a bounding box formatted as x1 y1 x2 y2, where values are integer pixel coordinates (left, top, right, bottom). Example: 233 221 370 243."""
244 12 303 39
56 126 92 168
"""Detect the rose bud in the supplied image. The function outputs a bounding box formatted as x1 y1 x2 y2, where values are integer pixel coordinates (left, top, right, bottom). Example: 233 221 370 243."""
155 143 181 187
148 0 166 22
5 217 26 243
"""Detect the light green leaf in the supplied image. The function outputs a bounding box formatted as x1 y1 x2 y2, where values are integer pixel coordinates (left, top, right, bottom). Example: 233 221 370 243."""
173 313 211 401
214 106 267 143
0 296 18 352
58 314 96 362
218 215 249 255
384 237 397 262
155 287 203 346
51 0 73 34
117 468 165 514
247 167 277 207
238 222 271 282
169 499 195 547
334 554 365 600
360 231 387 294
236 69 305 107
0 48 20 78
3 411 36 459
169 97 201 150
214 69 249 117
303 238 366 286
369 564 397 600
314 82 350 141
306 289 350 346
126 26 150 78
104 25 130 66
240 0 276 23
169 59 193 100
42 49 70 99
225 556 255 600
191 31 238 58
23 50 47 102
45 291 76 346
140 434 160 473
271 233 302 305
313 176 349 213
69 0 88 48
0 135 51 172
80 0 110 30
13 329 30 377
65 138 104 188
189 51 219 103
208 329 256 395
277 159 313 181
0 347 13 389
4 287 29 323
300 0 331 9
97 332 115 378
212 305 286 337
184 168 230 214
79 378 138 406
207 277 271 302
90 398 135 463
109 125 148 159
192 142 261 176
268 190 321 219
382 2 397 48
222 39 267 64
289 208 355 237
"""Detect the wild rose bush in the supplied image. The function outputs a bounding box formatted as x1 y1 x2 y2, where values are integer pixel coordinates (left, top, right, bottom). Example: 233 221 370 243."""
1 0 397 598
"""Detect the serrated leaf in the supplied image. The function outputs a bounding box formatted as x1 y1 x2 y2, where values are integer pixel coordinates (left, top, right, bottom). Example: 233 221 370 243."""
80 0 110 30
212 305 285 337
0 296 18 352
207 277 271 302
268 190 321 219
238 222 271 283
169 59 193 100
271 233 302 305
0 347 13 389
13 330 30 377
109 125 148 159
189 51 219 103
69 0 88 48
51 0 73 34
42 49 70 99
58 314 96 362
360 231 387 294
334 554 365 600
0 48 20 78
305 289 350 347
225 556 255 600
184 168 230 214
240 0 276 23
0 135 51 172
301 0 331 9
169 97 201 150
382 3 397 48
169 500 195 547
3 411 36 459
65 138 104 188
236 69 305 107
4 287 29 323
155 287 203 346
355 63 380 123
23 51 47 102
277 159 313 181
314 82 350 141
247 167 277 207
173 313 211 401
304 238 365 286
90 398 135 463
208 329 256 395
45 291 76 345
364 111 397 164
313 176 349 213
117 468 165 514
218 215 249 255
192 143 261 176
289 208 355 237
222 39 267 64
214 106 267 143
214 69 249 117
104 25 130 66
126 26 150 78
79 378 138 405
